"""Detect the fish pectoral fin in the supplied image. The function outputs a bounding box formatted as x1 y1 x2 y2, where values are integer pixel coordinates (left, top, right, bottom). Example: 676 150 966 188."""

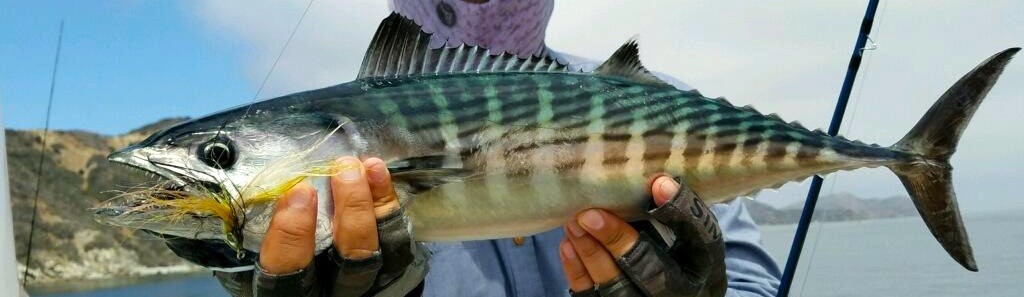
388 155 477 192
390 168 476 192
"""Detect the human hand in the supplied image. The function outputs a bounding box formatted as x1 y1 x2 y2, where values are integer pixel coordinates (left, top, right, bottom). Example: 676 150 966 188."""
560 175 727 297
256 156 415 297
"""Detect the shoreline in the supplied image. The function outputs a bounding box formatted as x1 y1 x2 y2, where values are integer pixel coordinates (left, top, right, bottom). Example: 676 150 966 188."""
756 207 1019 229
25 265 210 295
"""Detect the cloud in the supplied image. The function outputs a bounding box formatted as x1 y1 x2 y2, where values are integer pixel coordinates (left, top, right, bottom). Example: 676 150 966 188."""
192 0 391 97
191 0 1023 212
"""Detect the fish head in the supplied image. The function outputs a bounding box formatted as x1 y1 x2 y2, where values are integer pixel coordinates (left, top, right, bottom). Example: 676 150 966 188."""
95 105 352 253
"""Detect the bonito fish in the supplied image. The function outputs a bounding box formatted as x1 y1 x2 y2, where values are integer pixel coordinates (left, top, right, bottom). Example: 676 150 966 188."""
95 14 1018 271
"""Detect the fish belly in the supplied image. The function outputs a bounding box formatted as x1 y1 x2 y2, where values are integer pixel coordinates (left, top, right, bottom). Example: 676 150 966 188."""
396 121 902 242
405 174 648 242
402 153 874 242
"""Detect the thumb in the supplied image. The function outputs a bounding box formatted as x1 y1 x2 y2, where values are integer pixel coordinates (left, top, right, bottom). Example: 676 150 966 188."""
652 176 680 207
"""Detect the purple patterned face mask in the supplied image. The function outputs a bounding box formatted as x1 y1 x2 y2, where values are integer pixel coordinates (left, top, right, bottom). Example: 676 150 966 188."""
389 0 554 58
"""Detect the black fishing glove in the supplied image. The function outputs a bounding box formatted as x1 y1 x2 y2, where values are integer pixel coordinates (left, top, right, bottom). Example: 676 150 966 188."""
571 177 727 297
160 206 426 297
328 208 425 297
252 206 425 297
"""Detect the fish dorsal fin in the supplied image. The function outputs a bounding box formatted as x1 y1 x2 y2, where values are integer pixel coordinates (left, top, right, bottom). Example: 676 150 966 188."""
358 13 572 79
594 39 670 86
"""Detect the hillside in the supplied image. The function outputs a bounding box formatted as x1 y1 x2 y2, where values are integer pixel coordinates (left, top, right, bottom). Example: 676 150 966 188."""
7 118 196 284
743 193 918 225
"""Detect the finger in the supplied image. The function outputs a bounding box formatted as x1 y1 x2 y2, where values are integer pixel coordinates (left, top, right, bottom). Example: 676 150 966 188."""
559 238 595 293
652 175 679 207
362 157 401 218
332 156 379 259
259 182 317 274
361 159 416 287
577 209 639 258
565 218 622 284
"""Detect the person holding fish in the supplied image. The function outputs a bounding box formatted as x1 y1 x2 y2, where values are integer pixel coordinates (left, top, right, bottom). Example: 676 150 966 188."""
208 1 781 296
104 0 1013 295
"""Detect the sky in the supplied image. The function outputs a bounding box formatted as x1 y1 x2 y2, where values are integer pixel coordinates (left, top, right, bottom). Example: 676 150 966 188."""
1 1 1022 213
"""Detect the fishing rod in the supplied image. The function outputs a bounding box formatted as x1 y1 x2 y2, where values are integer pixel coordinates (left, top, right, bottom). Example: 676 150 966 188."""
21 20 64 287
776 0 880 296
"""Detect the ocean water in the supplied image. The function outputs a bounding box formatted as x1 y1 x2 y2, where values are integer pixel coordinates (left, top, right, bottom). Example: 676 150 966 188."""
759 210 1023 297
31 273 228 297
33 210 1022 297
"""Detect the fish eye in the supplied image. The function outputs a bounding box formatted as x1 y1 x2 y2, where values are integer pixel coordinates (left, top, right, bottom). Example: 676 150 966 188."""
198 138 236 169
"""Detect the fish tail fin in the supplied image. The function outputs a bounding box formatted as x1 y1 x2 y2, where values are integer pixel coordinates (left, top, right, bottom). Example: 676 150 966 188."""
887 47 1019 272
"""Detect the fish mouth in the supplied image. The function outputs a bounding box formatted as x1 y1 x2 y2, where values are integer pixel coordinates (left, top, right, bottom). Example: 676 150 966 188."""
99 147 247 248
107 147 225 192
94 148 223 222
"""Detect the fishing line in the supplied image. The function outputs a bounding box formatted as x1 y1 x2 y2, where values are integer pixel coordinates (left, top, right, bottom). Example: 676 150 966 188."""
208 0 315 256
796 1 889 294
211 0 316 152
22 20 64 286
244 0 316 113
